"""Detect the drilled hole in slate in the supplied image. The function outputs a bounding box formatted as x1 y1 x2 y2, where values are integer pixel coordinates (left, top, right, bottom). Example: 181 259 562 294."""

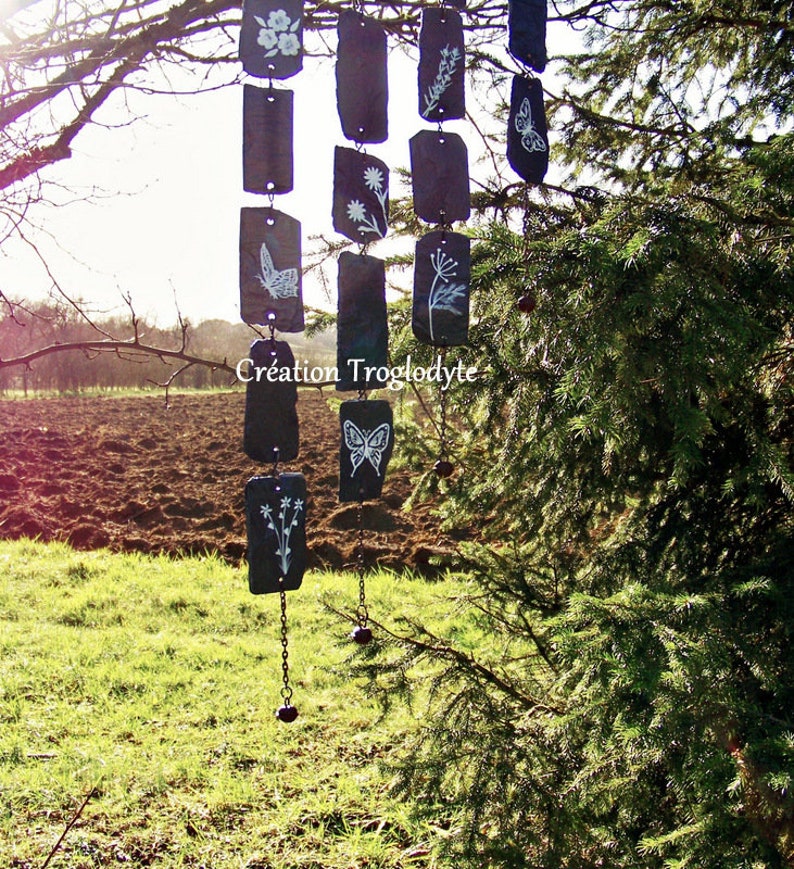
266 216 276 226
267 94 276 103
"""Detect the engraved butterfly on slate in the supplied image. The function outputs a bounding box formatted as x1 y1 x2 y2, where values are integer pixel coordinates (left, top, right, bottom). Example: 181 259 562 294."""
515 96 547 153
343 419 391 476
256 240 299 300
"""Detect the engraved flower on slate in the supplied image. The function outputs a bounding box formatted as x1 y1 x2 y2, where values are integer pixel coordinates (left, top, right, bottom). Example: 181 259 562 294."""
257 27 278 49
343 165 388 239
278 32 300 55
268 9 291 31
347 200 367 222
255 10 300 58
364 166 384 192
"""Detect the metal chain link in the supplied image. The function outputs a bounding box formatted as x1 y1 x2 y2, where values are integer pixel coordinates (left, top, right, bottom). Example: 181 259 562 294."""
278 577 293 705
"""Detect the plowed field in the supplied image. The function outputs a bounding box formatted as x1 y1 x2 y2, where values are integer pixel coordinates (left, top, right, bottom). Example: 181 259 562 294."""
0 391 455 573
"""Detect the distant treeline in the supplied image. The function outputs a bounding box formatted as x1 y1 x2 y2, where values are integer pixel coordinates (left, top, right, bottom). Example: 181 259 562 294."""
0 302 335 394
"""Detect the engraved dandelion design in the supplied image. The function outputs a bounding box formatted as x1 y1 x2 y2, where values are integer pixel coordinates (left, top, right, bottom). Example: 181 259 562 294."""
260 496 304 576
255 9 300 58
423 45 461 115
428 247 466 343
515 97 547 153
256 240 299 300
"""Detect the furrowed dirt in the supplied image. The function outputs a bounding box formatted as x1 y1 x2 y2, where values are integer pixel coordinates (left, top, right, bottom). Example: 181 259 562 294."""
0 391 455 573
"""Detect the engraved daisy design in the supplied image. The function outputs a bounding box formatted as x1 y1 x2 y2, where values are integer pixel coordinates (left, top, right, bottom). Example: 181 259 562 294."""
347 200 367 222
344 164 388 239
364 166 384 192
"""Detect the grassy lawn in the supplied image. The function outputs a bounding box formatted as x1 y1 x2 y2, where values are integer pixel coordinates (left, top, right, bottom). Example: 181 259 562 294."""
0 540 465 868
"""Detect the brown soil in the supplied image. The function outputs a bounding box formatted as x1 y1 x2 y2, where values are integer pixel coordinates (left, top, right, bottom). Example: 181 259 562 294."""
0 391 456 573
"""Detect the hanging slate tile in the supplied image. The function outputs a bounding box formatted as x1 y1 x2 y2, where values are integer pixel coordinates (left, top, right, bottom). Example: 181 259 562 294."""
339 400 394 502
245 473 307 594
243 84 293 195
240 0 303 80
412 230 470 347
410 130 470 224
336 252 388 392
336 10 388 144
332 147 389 244
508 0 547 73
506 75 549 185
240 207 304 332
243 338 299 464
419 8 466 122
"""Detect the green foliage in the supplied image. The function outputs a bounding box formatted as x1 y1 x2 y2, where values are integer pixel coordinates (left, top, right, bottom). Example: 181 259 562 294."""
381 3 794 866
0 540 476 868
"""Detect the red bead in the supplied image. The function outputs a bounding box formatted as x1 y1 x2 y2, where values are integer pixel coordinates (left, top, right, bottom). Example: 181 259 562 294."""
433 459 454 478
351 625 373 645
517 294 536 314
276 704 298 723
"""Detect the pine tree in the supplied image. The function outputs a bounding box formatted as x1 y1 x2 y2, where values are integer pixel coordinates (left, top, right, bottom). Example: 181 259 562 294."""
383 2 794 865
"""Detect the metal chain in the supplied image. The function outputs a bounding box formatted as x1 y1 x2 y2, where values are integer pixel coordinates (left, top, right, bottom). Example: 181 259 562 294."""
278 577 293 705
439 346 448 460
355 498 368 627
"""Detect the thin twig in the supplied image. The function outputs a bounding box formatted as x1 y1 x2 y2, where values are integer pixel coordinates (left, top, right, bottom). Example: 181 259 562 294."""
40 785 97 869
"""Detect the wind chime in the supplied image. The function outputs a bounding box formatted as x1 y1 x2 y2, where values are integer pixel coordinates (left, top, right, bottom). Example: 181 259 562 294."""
333 6 394 646
410 0 471 479
506 0 550 313
239 0 307 723
237 0 549 724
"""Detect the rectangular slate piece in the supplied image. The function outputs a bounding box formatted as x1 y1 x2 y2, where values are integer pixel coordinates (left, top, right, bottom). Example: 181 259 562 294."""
339 400 394 502
336 252 389 392
243 84 293 195
413 230 470 346
245 473 307 594
240 0 303 80
239 206 304 332
336 10 388 144
243 338 299 464
410 130 470 224
506 75 549 185
508 0 547 73
332 147 389 243
419 7 466 122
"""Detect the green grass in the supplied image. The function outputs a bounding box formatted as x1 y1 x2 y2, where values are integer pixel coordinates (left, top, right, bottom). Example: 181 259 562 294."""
0 540 467 868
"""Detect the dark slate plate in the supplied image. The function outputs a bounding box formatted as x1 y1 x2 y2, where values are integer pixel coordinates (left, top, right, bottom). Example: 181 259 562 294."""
506 75 549 185
240 0 303 80
243 338 299 464
335 10 388 144
336 252 388 392
243 84 293 195
412 230 470 346
240 207 304 332
419 7 465 122
410 130 470 224
246 473 307 593
332 147 389 244
339 400 394 502
508 0 547 73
